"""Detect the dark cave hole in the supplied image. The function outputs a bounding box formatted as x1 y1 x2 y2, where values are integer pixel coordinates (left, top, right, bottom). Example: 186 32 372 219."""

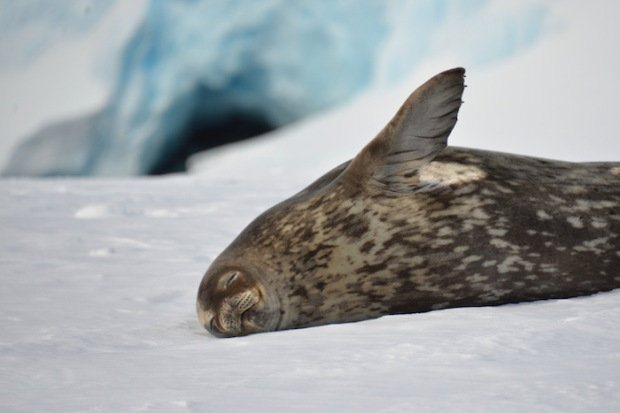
148 112 275 175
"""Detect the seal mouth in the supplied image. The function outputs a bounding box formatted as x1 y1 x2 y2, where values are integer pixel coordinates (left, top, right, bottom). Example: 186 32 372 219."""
210 290 262 337
239 303 258 328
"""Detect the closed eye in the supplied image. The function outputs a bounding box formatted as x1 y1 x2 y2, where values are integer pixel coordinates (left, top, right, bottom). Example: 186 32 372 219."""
223 271 238 287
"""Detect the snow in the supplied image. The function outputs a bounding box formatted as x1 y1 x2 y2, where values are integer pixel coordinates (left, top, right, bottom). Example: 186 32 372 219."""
1 1 620 412
2 176 620 412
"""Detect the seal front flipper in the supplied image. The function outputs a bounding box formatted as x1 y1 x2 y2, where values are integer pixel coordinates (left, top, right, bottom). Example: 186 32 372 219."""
347 67 465 194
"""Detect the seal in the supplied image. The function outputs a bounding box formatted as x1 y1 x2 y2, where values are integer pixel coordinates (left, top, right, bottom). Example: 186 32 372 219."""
197 67 620 337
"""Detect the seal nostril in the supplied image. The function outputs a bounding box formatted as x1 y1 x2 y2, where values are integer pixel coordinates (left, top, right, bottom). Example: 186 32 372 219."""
207 318 232 338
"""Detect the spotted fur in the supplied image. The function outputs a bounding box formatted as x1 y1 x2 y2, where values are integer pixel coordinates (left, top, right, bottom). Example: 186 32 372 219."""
196 68 620 337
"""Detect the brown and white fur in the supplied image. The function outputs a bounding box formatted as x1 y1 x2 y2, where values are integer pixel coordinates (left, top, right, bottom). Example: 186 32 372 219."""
197 68 620 337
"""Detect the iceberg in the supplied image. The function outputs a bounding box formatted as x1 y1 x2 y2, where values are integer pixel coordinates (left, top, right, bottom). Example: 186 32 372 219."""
3 0 548 176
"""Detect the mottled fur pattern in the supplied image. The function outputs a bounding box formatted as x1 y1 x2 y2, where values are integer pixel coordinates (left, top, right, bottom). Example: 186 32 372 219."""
196 68 620 337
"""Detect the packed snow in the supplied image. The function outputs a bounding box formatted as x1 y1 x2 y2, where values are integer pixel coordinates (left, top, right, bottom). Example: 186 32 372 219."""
2 173 620 412
1 1 620 412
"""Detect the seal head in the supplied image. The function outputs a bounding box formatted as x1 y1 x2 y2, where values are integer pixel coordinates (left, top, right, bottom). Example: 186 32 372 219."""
197 260 281 337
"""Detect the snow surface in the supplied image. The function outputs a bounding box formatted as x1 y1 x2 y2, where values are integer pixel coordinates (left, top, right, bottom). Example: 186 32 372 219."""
2 1 620 412
1 174 620 412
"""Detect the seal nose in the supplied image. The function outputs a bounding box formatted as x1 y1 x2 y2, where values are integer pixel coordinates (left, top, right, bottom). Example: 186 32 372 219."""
196 301 223 336
196 301 208 326
208 316 235 338
208 318 221 336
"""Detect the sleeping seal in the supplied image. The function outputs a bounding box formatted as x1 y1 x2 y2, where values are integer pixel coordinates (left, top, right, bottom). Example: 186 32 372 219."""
196 67 620 337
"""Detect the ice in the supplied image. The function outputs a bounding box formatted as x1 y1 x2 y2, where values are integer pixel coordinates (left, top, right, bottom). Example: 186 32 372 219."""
2 0 548 176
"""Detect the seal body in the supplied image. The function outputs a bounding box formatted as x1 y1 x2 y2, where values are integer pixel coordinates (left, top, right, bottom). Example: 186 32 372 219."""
197 68 620 337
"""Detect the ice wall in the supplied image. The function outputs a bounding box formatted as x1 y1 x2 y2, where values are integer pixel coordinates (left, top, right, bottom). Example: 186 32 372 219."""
3 0 548 176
